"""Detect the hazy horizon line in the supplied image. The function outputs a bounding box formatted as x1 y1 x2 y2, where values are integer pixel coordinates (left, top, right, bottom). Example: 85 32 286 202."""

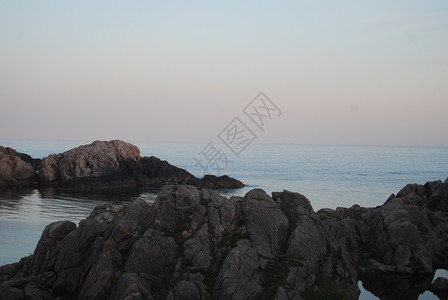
1 138 447 149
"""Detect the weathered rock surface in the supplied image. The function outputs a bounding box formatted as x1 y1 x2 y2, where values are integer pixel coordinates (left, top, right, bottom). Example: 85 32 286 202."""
318 178 448 277
38 140 142 188
1 179 447 299
272 190 359 299
0 185 359 299
0 140 243 190
0 146 39 188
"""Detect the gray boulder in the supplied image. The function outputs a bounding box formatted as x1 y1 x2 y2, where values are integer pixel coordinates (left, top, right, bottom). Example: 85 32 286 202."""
125 228 178 286
273 190 359 299
79 244 122 299
213 240 263 300
243 189 289 259
31 220 77 274
110 273 154 300
38 140 141 188
183 231 212 272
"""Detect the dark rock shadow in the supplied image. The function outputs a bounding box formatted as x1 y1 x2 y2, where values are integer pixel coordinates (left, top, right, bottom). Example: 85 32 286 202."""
360 273 433 300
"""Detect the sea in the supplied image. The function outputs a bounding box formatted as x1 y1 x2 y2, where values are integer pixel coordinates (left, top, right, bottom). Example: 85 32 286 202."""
0 140 447 299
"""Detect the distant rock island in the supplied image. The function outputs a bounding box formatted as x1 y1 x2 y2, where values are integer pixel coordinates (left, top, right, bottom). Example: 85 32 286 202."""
0 140 244 191
0 179 447 299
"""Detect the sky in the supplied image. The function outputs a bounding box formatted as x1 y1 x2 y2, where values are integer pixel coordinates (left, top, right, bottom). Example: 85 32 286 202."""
1 1 447 146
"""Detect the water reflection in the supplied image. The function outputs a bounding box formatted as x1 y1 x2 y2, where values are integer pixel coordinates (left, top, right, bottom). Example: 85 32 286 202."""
360 273 432 299
1 186 447 300
359 269 448 300
0 187 35 200
0 187 157 264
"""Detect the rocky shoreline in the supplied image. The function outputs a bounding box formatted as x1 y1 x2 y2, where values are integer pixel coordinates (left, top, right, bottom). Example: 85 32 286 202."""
0 179 447 299
0 140 243 191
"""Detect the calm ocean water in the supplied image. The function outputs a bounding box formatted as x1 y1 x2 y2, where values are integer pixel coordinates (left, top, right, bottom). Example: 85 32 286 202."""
0 140 447 299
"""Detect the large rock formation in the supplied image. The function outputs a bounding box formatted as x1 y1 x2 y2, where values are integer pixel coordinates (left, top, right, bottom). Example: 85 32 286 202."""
1 179 447 299
1 140 243 190
0 186 359 299
317 178 448 277
38 140 142 188
0 146 39 188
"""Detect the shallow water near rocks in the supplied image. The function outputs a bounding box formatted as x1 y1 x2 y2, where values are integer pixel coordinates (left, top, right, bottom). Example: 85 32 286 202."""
0 187 157 264
1 140 447 299
358 269 448 299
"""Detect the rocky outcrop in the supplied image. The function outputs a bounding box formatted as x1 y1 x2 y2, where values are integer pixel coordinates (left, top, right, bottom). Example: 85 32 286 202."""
1 179 446 299
196 175 245 189
38 140 143 188
318 178 448 277
0 146 38 188
37 140 243 190
138 158 244 190
272 190 359 299
0 140 243 190
0 185 359 299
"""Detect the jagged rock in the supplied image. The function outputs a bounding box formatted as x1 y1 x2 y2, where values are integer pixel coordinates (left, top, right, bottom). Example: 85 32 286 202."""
204 188 236 238
318 179 448 276
183 231 212 272
11 150 41 171
273 190 359 299
111 199 153 252
151 185 202 233
1 180 447 299
213 240 263 300
110 273 154 300
35 140 243 190
0 146 37 188
124 228 178 286
274 190 326 270
79 243 122 299
0 186 359 299
243 189 289 259
38 140 141 188
31 220 77 274
138 156 193 186
0 141 244 191
167 280 206 300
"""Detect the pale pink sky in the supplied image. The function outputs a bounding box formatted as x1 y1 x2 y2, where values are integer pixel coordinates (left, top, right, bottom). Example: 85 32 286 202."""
1 1 447 146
